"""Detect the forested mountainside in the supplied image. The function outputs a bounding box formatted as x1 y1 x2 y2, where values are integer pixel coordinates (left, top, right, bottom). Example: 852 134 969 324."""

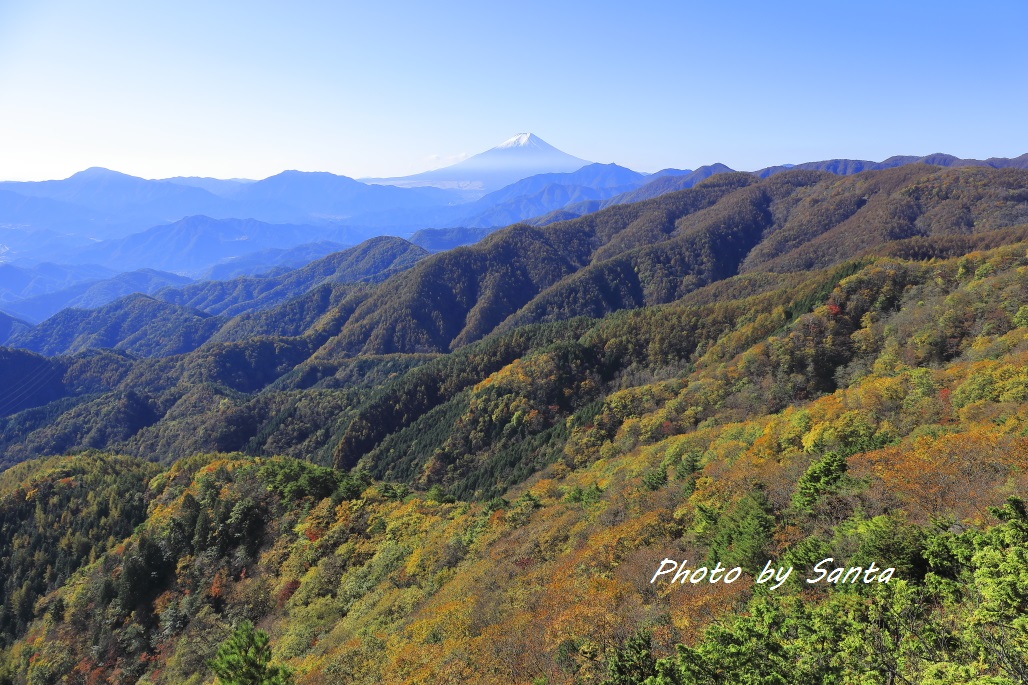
2 164 1028 683
1 165 1027 462
4 237 428 356
154 235 429 317
17 163 1028 362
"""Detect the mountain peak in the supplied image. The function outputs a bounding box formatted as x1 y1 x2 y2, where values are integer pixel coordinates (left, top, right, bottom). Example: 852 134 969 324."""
68 167 135 181
364 134 592 193
494 133 547 150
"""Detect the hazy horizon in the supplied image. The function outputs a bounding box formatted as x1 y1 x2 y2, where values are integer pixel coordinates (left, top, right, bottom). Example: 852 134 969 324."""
4 133 1027 186
1 1 1026 181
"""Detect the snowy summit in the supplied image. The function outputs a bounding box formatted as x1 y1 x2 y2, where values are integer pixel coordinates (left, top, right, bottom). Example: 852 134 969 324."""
367 133 592 193
494 133 542 149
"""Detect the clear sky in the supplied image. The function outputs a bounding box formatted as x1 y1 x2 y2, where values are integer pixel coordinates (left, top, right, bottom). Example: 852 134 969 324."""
1 0 1025 181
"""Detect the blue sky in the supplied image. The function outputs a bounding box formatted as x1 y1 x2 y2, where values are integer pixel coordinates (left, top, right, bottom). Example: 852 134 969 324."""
0 0 1025 181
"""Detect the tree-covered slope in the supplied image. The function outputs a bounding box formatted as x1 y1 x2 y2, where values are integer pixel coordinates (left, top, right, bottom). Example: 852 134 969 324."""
9 165 1028 370
6 161 1028 685
743 166 1028 272
3 166 1028 475
0 453 158 648
6 294 226 357
6 240 1028 683
156 236 428 317
314 172 758 356
2 238 427 360
317 166 1028 357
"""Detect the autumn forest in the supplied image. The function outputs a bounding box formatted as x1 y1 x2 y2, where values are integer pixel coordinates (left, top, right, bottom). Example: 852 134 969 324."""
3 163 1028 683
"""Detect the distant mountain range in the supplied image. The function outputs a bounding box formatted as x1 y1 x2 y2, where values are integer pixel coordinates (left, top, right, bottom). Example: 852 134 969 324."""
0 134 604 268
5 161 1028 409
2 136 1027 324
50 215 368 275
356 162 654 232
1 268 192 324
0 166 462 242
161 176 255 196
4 236 429 353
0 134 1023 249
755 152 1028 177
0 262 117 304
197 241 349 280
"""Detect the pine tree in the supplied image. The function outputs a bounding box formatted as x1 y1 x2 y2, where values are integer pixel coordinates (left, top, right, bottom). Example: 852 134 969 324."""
792 451 847 512
209 621 292 685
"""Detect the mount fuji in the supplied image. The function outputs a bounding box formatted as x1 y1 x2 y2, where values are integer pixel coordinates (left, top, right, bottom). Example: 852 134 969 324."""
366 133 593 193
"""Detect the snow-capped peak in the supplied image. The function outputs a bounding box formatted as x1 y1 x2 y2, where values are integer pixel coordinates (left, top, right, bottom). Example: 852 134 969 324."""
494 133 537 149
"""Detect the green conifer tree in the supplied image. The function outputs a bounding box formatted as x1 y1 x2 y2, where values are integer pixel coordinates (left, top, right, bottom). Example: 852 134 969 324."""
209 621 292 685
